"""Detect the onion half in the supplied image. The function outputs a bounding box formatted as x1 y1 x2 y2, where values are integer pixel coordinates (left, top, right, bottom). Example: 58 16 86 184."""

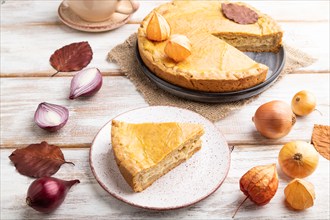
34 102 69 132
69 67 103 99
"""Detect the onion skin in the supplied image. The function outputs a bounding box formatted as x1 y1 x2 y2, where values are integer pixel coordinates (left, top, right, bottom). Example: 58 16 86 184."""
291 90 316 116
26 177 80 213
279 141 319 178
34 102 69 132
252 100 296 139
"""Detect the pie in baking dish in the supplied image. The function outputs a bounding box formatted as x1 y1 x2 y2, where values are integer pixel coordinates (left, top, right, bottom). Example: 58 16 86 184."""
111 120 204 192
137 1 283 92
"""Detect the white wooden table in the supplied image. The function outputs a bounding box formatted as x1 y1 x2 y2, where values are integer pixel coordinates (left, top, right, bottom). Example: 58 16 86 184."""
1 1 329 219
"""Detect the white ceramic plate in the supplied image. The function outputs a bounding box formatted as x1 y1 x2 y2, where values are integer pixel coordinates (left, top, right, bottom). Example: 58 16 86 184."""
89 106 231 210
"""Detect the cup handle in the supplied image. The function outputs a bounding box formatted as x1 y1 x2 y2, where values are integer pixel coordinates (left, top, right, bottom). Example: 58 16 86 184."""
115 0 139 15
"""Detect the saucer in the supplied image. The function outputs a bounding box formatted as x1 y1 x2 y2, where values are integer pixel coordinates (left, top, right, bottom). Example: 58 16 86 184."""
58 2 136 32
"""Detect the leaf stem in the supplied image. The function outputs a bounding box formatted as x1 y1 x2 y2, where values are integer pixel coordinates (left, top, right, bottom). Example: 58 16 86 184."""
232 196 249 218
64 161 75 166
51 71 59 77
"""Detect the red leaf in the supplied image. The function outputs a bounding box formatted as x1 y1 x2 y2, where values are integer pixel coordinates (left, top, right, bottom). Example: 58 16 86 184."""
49 41 93 77
9 141 74 178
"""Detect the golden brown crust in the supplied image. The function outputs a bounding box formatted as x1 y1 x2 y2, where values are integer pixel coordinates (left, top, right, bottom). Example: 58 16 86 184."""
111 120 204 192
139 40 268 92
137 1 283 92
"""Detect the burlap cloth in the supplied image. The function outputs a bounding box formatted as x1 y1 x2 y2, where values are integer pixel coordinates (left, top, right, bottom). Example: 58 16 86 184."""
108 33 315 122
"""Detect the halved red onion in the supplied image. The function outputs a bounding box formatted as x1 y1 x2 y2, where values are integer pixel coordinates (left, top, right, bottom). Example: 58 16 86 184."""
69 67 103 99
34 102 69 132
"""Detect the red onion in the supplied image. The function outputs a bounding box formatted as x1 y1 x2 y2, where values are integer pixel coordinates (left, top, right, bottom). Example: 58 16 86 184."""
69 67 103 99
26 177 80 213
34 102 69 132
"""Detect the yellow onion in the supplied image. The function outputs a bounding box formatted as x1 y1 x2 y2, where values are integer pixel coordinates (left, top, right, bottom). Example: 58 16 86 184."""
284 178 315 210
291 90 316 116
252 100 296 139
278 141 319 178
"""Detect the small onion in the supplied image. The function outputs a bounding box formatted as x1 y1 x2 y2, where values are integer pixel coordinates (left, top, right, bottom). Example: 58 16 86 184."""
252 100 296 139
34 102 69 132
279 141 319 178
291 90 316 116
26 177 80 213
69 67 103 99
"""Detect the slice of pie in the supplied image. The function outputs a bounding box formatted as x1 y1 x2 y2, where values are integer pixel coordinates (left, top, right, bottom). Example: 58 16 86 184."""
138 1 283 92
111 120 204 192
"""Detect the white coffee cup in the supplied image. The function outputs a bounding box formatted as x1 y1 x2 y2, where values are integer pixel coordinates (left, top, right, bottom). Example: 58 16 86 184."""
64 0 139 22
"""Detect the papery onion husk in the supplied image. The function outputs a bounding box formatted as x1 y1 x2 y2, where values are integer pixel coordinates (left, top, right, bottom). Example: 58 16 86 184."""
69 67 103 99
252 100 296 139
34 102 69 132
26 176 80 213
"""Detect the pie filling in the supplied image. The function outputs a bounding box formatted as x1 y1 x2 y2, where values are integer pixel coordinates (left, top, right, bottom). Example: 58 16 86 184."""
111 120 205 192
215 32 283 52
133 138 201 192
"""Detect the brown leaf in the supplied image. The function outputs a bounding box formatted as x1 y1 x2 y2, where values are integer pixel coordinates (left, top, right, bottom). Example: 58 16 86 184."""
49 41 93 77
311 124 330 160
9 141 74 178
222 3 259 25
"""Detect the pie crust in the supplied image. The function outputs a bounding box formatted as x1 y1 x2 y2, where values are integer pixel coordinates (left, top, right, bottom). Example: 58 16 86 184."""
111 120 204 192
137 1 283 92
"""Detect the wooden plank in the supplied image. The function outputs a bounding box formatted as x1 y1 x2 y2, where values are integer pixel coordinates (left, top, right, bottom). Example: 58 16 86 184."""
1 146 329 219
1 74 329 149
1 1 329 26
0 23 140 77
217 74 330 146
1 21 329 77
0 76 147 149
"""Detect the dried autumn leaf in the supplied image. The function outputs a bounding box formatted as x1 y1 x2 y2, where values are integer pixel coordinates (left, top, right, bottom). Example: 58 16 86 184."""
9 141 74 178
222 3 259 25
49 41 93 77
311 124 330 160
